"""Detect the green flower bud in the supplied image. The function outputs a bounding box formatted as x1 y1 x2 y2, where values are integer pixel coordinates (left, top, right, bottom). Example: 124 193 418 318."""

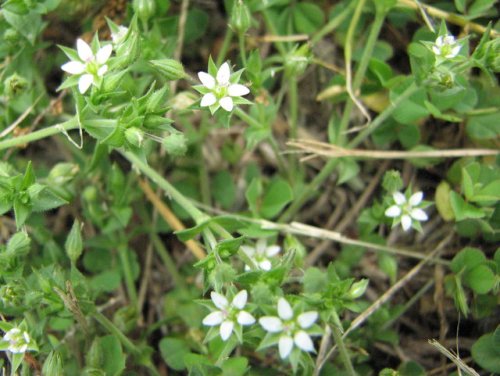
230 0 251 34
114 31 141 69
382 170 403 193
347 279 369 299
102 71 128 92
82 186 98 202
65 220 83 264
149 59 186 81
143 114 173 129
133 0 156 26
0 282 25 307
42 351 64 376
3 28 19 43
125 127 144 147
4 73 29 97
162 132 187 157
285 44 311 77
48 163 79 185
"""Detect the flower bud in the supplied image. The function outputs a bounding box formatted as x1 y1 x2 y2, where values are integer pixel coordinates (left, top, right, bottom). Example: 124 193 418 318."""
114 31 141 69
4 73 29 97
143 114 173 129
125 127 144 147
382 170 403 193
133 0 156 26
149 59 186 81
284 44 311 77
42 351 64 376
102 71 128 92
48 163 79 185
230 0 251 34
65 220 83 264
347 279 369 299
162 132 187 157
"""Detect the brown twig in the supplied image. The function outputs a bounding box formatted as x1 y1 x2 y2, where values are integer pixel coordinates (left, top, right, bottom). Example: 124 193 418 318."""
138 179 205 260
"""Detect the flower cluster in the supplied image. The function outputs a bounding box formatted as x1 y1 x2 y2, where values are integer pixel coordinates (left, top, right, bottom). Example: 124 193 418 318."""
241 239 281 271
385 191 428 231
1 327 31 354
203 291 319 360
61 39 112 94
432 35 461 59
197 62 250 113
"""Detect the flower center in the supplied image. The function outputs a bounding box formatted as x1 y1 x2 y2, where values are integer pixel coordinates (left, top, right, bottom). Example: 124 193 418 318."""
86 61 99 76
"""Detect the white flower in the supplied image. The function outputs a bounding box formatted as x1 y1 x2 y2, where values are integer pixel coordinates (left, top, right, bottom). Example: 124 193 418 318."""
202 290 255 341
241 239 281 271
197 62 250 112
2 328 31 354
385 191 428 231
259 298 318 359
61 38 113 94
432 35 461 59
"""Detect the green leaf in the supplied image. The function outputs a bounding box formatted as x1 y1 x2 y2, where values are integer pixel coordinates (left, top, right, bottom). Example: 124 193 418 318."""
450 247 486 274
21 162 35 189
469 0 498 18
390 79 429 124
471 331 500 373
435 181 455 221
260 178 293 219
461 168 475 200
3 9 43 44
6 231 31 255
159 337 190 371
472 179 500 203
464 265 495 294
454 0 466 12
13 199 31 228
449 191 485 221
30 186 68 212
245 177 262 215
303 267 327 294
221 357 248 376
337 159 360 185
99 335 126 376
466 112 500 140
293 3 324 34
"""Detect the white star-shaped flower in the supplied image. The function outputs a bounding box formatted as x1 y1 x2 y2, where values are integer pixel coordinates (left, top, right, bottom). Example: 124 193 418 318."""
2 328 31 354
432 35 461 59
197 62 250 112
61 38 113 94
241 239 281 271
385 191 428 231
259 298 318 359
202 290 255 341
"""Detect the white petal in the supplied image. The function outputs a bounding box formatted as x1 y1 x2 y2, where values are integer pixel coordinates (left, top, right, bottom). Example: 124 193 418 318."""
202 311 224 326
220 320 234 341
78 74 94 94
219 96 234 111
232 290 247 309
96 44 112 65
200 93 216 107
297 311 318 329
4 328 20 341
443 35 455 45
216 62 230 85
385 205 401 218
279 335 294 359
259 259 272 271
77 39 94 62
401 215 412 231
97 65 108 76
435 36 444 47
237 311 256 325
241 245 255 257
259 317 283 333
255 238 267 255
294 331 315 352
393 192 406 205
432 46 441 55
277 298 293 320
210 291 228 310
449 45 461 58
61 61 86 74
228 84 249 97
410 208 428 222
198 71 216 89
409 191 423 206
265 245 281 257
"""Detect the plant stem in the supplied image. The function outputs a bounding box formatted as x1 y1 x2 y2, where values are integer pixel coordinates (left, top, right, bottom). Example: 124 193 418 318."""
93 311 140 356
118 243 138 307
121 150 208 224
330 311 357 376
311 3 354 45
238 32 247 65
0 117 78 151
216 29 234 66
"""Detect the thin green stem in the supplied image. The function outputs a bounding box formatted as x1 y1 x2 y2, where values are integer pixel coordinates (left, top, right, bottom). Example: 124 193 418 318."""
287 76 299 179
261 10 287 56
216 29 234 66
118 243 138 307
330 311 357 376
238 32 247 65
93 311 140 356
121 150 208 224
311 3 354 45
0 117 78 151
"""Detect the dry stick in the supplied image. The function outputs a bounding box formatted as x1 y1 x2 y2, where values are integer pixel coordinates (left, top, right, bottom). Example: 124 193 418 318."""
397 0 498 37
138 179 205 260
315 233 453 373
287 139 500 159
252 34 309 43
428 340 480 376
306 160 390 267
